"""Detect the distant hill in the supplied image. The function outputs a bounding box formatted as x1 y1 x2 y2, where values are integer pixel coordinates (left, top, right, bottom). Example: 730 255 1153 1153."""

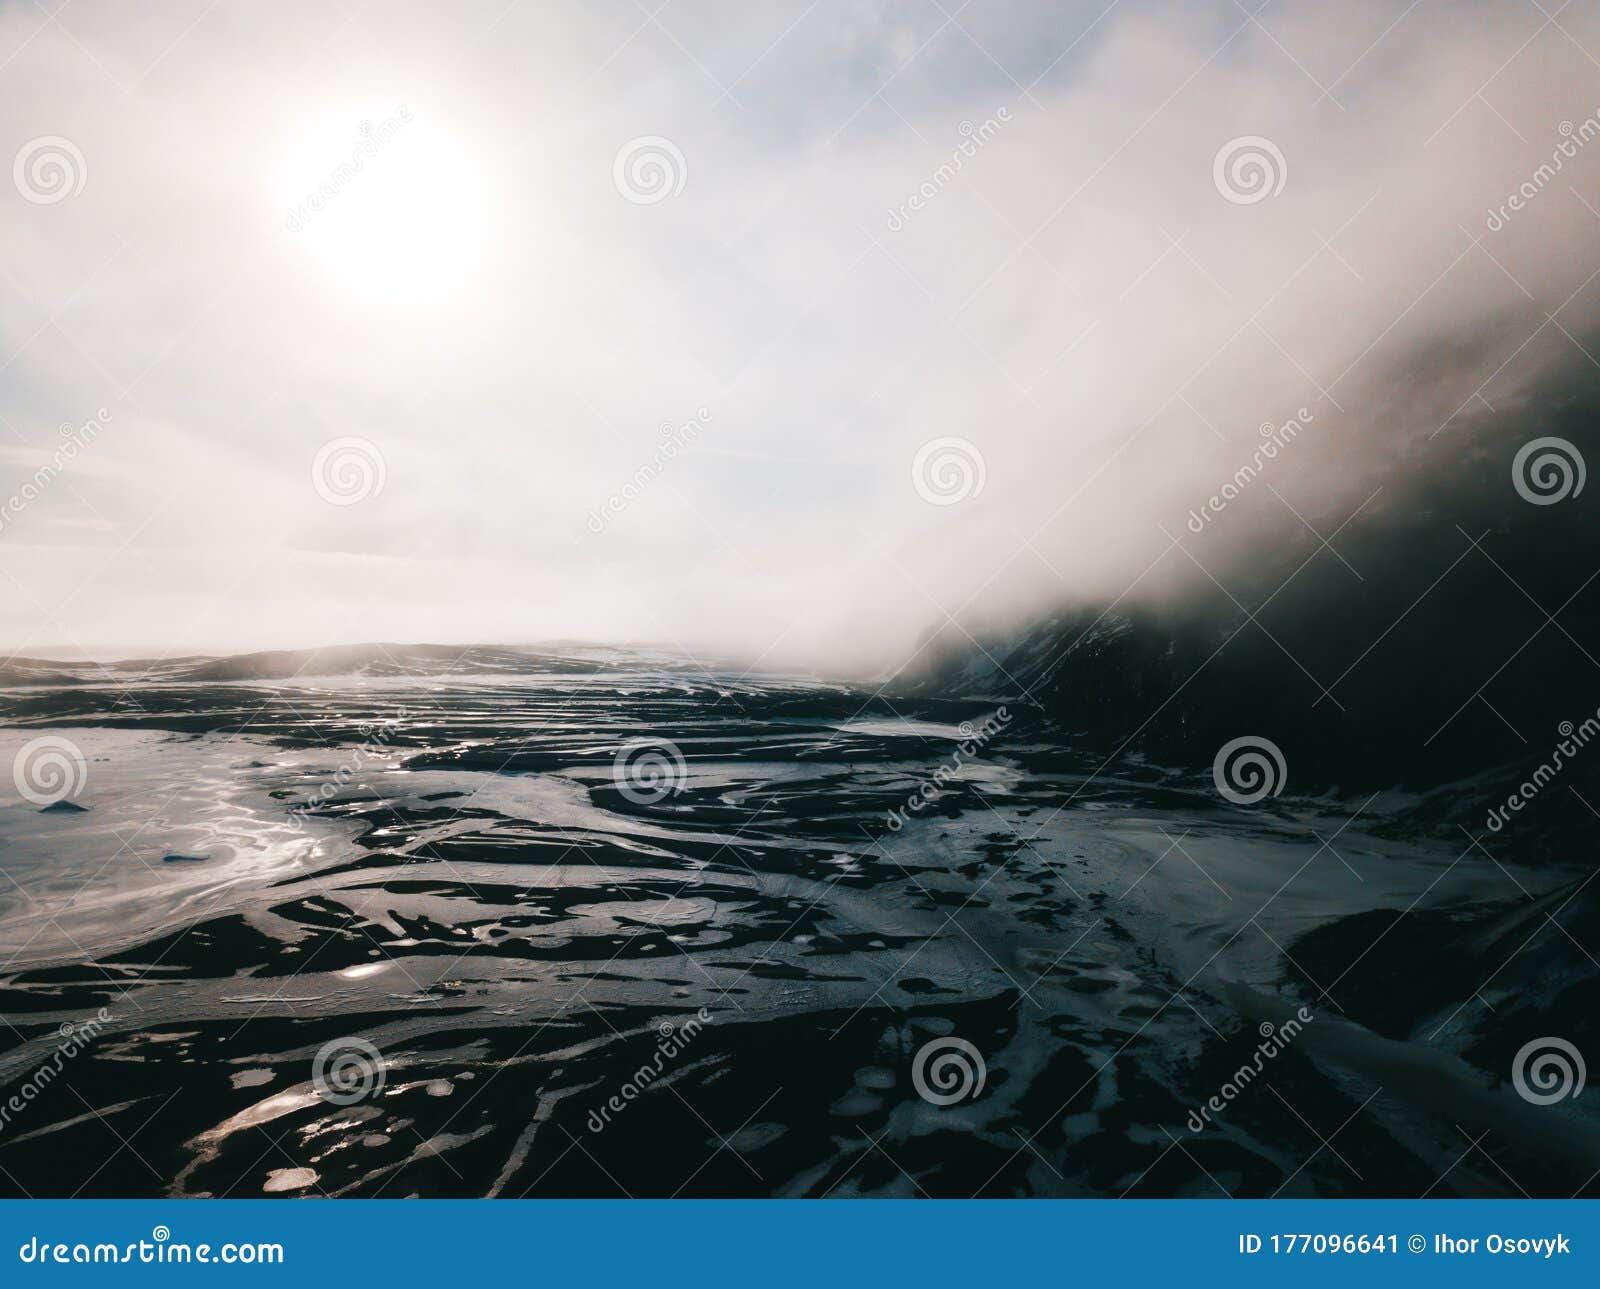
0 641 745 689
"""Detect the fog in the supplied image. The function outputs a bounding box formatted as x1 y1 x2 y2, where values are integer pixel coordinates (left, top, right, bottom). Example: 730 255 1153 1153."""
1 0 1597 673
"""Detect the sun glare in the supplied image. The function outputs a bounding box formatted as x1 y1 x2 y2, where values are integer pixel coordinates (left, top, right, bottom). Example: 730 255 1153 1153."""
278 109 490 309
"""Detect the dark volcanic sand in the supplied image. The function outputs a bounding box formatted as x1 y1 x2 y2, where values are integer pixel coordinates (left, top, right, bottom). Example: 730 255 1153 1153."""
0 646 1594 1197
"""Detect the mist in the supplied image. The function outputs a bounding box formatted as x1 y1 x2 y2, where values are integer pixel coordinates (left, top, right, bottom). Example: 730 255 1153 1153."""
2 0 1598 674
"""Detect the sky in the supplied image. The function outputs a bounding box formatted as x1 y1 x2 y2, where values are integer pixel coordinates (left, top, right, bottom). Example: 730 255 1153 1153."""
1 0 1599 672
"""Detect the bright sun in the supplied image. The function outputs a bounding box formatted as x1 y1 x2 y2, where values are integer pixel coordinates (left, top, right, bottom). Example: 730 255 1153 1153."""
279 109 490 309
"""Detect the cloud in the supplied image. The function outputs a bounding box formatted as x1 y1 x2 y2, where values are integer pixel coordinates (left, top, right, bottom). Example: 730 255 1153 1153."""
0 1 1597 667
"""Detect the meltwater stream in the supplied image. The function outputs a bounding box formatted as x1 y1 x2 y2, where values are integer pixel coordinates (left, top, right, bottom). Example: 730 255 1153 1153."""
0 649 1593 1197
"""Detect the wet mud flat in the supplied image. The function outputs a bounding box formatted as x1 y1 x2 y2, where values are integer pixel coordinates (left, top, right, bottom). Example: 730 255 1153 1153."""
0 650 1594 1197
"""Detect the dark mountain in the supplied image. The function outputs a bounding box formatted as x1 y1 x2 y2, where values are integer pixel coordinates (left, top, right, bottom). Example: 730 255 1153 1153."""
898 371 1600 853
